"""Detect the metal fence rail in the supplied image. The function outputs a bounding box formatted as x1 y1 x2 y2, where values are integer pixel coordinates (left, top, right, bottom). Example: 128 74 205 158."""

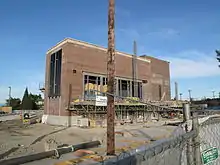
91 130 196 165
90 108 220 165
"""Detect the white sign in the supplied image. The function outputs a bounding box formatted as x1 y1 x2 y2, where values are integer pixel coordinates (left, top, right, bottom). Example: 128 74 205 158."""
95 96 107 106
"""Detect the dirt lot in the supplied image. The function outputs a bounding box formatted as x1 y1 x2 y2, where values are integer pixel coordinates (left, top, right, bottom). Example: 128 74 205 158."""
0 118 183 164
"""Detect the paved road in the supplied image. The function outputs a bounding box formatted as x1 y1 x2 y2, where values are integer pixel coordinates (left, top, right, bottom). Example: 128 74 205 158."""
0 115 20 122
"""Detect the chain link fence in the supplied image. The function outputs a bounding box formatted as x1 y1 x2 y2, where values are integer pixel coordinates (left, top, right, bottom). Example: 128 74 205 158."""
199 117 220 165
91 109 220 165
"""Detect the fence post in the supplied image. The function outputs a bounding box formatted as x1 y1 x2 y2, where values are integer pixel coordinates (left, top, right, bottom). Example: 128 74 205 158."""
183 104 190 130
192 112 201 165
183 103 193 165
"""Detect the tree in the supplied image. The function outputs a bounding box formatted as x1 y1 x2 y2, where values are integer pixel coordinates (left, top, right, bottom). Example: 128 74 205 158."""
29 93 42 102
6 98 21 110
29 93 43 110
216 50 220 67
21 87 33 110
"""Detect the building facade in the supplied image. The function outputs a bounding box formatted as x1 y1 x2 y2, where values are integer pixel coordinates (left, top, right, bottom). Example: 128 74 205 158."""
43 38 170 125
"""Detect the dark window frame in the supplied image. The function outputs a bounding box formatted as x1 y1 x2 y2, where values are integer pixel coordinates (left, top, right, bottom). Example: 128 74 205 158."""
48 49 62 97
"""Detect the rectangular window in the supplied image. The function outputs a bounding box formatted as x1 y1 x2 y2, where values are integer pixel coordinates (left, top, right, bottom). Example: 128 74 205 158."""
159 85 162 100
49 53 55 96
103 78 108 85
82 74 144 99
84 75 89 99
97 77 101 85
131 81 134 97
55 49 62 96
138 82 142 99
121 80 128 97
48 49 62 97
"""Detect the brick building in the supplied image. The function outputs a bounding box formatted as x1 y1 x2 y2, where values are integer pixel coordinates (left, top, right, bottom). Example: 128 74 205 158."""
43 38 170 126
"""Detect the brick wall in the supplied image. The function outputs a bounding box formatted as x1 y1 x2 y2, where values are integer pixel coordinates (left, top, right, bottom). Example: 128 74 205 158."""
44 39 171 116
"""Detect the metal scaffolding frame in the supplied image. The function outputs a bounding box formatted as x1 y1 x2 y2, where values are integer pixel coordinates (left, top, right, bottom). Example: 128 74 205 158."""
69 89 181 121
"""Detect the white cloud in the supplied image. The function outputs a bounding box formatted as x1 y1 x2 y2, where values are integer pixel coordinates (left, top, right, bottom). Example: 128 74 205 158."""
161 51 220 78
116 27 218 79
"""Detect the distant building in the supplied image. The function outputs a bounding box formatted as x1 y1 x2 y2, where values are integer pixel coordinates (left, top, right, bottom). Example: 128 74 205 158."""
0 106 12 113
43 38 171 125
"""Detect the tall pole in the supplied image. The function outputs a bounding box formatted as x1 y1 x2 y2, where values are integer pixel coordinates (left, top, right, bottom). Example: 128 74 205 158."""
183 104 193 164
175 82 179 101
8 86 11 106
188 89 192 101
132 40 138 97
107 0 115 155
192 112 201 165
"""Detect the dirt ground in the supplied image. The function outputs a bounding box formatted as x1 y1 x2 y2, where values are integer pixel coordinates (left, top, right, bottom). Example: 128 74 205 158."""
0 118 183 164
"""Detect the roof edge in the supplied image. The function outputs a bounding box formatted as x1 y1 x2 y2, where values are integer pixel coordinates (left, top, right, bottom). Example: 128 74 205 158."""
140 55 170 63
47 38 151 63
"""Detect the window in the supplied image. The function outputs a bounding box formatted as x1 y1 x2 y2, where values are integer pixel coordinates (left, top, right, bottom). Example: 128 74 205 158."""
48 49 62 97
55 50 62 95
84 74 103 100
138 82 142 99
97 77 101 85
159 85 162 100
88 75 97 84
131 81 142 98
82 74 143 99
103 77 107 85
121 80 128 97
49 54 55 96
132 81 138 97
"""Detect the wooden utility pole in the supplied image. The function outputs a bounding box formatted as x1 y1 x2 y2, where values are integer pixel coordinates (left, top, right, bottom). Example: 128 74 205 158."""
106 0 115 155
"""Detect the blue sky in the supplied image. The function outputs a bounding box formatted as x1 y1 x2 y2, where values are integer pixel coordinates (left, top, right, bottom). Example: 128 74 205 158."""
0 0 220 103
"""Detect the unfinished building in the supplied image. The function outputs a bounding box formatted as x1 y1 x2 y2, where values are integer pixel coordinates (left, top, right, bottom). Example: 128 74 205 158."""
43 38 171 126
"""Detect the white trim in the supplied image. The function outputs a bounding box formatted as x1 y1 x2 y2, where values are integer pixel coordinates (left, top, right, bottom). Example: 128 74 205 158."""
47 38 151 63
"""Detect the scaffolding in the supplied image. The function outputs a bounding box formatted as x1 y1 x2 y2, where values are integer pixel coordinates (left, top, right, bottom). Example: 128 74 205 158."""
69 90 181 120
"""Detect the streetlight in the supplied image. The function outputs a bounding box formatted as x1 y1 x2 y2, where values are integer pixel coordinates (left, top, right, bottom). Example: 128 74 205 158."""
188 89 192 101
212 91 215 99
8 86 11 106
175 82 179 101
179 93 183 101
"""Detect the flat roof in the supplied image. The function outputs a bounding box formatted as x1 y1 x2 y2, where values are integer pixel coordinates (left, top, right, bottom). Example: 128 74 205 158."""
47 38 151 63
140 55 170 63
